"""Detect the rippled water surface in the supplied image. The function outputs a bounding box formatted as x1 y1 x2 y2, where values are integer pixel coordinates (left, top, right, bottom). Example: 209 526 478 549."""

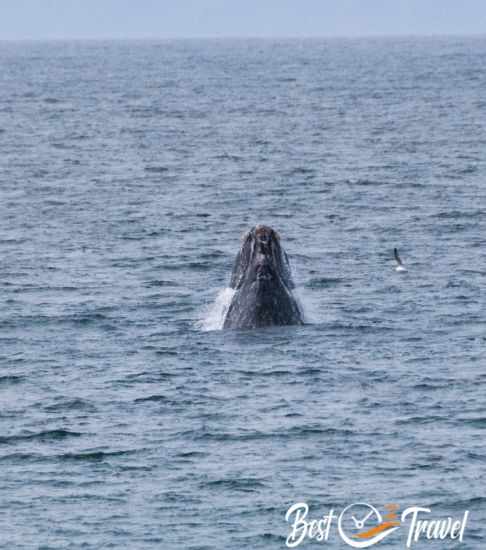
1 38 485 549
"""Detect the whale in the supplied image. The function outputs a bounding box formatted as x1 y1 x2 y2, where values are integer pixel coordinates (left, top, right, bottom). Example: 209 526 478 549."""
223 225 304 329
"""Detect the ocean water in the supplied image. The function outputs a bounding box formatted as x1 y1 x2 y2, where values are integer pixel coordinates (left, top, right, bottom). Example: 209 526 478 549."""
0 37 485 549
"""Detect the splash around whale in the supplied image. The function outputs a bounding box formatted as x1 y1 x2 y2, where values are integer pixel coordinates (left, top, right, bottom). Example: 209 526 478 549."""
221 225 304 330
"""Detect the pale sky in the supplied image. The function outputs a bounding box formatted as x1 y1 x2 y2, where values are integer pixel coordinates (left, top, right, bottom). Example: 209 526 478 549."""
1 0 486 40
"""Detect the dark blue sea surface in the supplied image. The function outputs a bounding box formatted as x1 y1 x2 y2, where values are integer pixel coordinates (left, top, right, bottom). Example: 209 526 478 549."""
0 38 485 549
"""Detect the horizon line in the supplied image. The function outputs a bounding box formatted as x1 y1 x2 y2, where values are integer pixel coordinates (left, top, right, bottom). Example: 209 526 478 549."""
1 31 486 42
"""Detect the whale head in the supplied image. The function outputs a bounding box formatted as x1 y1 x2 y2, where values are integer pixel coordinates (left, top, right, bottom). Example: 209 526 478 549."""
229 225 294 291
223 225 302 329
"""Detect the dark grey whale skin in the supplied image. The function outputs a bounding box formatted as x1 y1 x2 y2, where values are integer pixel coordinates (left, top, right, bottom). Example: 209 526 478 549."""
223 225 303 330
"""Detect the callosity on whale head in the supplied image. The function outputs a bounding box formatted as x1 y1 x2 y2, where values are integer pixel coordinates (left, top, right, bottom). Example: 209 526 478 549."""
223 225 303 329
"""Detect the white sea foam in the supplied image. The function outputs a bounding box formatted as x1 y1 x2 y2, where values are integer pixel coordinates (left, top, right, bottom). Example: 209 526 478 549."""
296 286 323 324
198 287 236 331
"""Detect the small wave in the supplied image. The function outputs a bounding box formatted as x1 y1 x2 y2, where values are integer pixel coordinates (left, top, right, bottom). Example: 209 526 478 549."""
0 429 83 445
44 399 97 413
396 415 449 425
345 178 387 186
0 238 28 245
154 349 178 356
323 323 395 334
277 76 297 82
134 394 170 404
237 369 292 378
144 280 179 287
412 383 447 391
214 153 242 161
0 375 25 386
144 165 169 173
176 450 208 459
465 451 486 463
286 166 316 176
433 210 482 219
43 199 67 207
59 449 137 461
457 417 486 428
305 277 344 288
163 261 213 271
50 142 73 150
201 478 266 492
186 425 354 442
0 449 142 464
68 313 111 326
426 496 486 512
0 452 44 463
